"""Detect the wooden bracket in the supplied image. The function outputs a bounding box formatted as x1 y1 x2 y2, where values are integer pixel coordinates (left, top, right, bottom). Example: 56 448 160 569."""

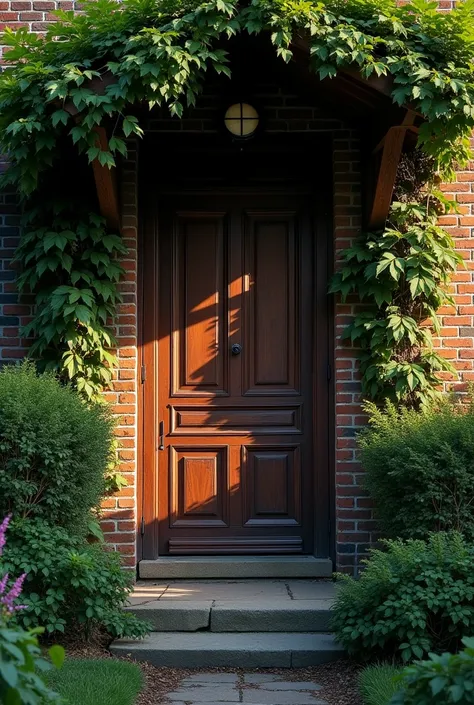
368 111 417 229
62 72 121 231
91 126 121 231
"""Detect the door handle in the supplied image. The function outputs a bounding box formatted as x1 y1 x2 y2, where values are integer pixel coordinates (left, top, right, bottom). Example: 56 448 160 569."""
231 343 242 356
158 420 164 451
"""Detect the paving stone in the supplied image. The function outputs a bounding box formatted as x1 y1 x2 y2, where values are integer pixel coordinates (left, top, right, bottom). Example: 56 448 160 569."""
244 674 283 684
182 673 239 684
242 690 324 704
111 631 342 668
260 682 322 691
168 687 239 702
127 584 169 604
169 702 244 705
160 580 289 601
139 556 332 580
211 600 331 632
127 600 212 631
286 581 336 601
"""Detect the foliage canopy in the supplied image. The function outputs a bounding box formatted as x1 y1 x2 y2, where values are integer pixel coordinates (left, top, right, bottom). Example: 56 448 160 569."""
1 0 474 398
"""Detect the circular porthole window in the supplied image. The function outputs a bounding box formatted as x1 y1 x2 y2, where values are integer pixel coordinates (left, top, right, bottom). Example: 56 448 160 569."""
224 102 259 138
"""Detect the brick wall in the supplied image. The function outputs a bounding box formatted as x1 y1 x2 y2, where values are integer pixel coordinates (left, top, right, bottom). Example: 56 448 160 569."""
0 5 471 576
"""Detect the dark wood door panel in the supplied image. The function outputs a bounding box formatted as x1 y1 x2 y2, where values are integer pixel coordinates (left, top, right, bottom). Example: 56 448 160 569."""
243 211 299 395
242 445 301 527
169 404 303 435
169 446 229 528
148 193 323 556
172 212 229 397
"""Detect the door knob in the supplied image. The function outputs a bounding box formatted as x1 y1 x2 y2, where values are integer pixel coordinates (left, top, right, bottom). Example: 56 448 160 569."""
231 343 242 356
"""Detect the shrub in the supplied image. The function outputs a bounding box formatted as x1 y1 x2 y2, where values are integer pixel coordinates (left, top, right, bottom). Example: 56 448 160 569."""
0 624 64 704
0 513 64 705
360 664 401 705
0 362 114 535
2 518 149 640
331 532 474 662
391 637 474 704
359 398 474 540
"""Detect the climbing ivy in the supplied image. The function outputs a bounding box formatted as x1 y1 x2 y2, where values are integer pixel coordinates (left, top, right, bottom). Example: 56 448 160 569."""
330 193 463 407
0 0 474 402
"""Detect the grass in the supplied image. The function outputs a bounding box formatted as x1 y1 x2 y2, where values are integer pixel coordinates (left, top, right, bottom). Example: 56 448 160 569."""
359 663 402 705
46 657 144 705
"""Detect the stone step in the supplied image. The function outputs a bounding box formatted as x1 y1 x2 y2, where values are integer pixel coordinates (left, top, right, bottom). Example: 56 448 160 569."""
128 599 332 632
139 556 333 580
111 632 343 668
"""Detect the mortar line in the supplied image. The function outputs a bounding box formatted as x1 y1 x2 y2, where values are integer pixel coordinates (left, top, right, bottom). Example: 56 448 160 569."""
237 670 245 702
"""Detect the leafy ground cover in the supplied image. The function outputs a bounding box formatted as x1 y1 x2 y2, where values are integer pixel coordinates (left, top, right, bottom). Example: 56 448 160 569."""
46 657 143 705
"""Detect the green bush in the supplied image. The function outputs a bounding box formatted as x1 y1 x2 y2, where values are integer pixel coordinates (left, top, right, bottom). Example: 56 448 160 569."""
0 362 114 535
391 637 474 704
0 624 64 704
359 398 474 540
360 664 401 705
331 532 474 662
2 518 149 640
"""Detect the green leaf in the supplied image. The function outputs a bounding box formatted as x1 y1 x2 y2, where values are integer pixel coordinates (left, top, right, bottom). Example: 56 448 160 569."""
48 644 65 669
0 662 18 687
51 109 70 127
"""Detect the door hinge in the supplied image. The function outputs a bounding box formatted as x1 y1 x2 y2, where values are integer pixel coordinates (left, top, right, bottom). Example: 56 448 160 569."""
140 516 145 536
140 364 146 384
327 363 332 381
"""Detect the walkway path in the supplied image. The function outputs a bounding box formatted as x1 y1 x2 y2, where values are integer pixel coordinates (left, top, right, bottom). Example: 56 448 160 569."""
165 671 328 705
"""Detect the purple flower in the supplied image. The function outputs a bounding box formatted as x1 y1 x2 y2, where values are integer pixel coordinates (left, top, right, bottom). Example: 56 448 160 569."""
0 572 9 594
0 514 11 557
1 573 27 615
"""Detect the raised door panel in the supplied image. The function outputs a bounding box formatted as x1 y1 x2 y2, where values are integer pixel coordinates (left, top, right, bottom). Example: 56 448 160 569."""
172 213 228 396
169 404 303 435
169 446 229 527
242 445 301 527
243 212 299 395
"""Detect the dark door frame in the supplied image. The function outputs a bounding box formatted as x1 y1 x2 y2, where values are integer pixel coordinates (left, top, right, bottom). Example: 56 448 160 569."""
136 133 335 564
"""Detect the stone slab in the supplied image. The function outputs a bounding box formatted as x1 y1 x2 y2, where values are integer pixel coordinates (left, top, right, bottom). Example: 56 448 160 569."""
259 682 322 691
290 634 343 667
242 691 323 704
139 556 332 580
168 687 239 701
244 674 284 684
287 581 336 601
182 674 239 684
127 583 168 605
127 600 212 631
110 632 343 668
210 600 331 632
160 581 288 601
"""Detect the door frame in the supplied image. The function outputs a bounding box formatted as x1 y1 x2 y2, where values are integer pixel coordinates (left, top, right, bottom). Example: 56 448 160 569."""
136 133 335 563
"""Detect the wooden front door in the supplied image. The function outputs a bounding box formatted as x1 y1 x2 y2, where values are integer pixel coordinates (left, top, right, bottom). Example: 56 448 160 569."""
141 189 330 556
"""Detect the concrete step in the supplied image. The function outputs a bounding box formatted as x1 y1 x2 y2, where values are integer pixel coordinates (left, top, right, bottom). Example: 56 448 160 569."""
139 556 333 580
111 631 343 667
128 599 332 632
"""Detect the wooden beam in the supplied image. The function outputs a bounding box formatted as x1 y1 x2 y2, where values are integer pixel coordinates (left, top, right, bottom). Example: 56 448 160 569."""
91 126 121 231
368 125 406 229
371 111 418 155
